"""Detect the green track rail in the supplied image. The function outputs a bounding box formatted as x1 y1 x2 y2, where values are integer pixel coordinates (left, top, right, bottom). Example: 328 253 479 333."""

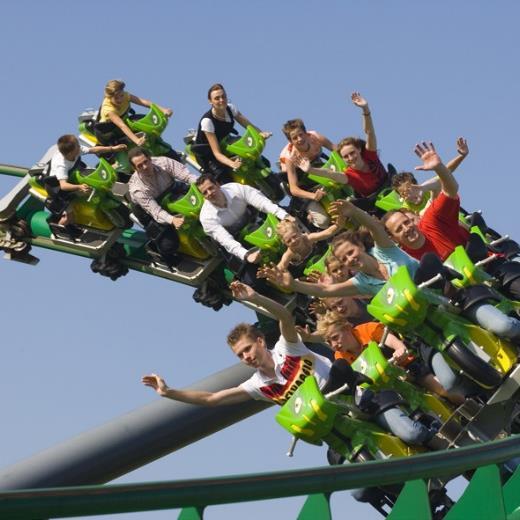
0 163 28 178
1 436 520 519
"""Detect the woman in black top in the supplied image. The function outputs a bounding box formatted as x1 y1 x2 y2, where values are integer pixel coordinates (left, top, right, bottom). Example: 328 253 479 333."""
193 83 271 183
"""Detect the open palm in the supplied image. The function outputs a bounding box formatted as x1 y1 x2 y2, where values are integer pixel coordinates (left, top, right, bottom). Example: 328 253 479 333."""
414 142 441 171
351 92 368 108
230 281 255 300
257 265 294 289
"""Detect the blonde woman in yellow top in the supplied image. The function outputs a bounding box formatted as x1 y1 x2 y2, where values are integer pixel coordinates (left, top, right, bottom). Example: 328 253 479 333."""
98 79 173 146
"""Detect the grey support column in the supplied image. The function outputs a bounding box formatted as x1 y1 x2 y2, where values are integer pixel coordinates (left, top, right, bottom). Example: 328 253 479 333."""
0 363 270 490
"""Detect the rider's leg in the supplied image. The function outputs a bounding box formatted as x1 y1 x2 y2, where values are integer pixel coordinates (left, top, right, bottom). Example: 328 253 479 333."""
154 226 180 264
463 302 520 340
418 374 465 406
204 158 234 185
306 200 330 229
132 204 180 266
321 359 359 395
376 407 436 445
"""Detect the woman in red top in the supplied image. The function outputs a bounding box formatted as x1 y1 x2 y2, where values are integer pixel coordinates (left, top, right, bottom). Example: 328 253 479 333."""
316 92 387 198
338 92 387 197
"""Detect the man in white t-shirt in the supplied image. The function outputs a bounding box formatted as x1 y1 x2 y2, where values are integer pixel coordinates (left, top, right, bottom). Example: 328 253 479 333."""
144 278 438 441
142 281 343 407
44 134 126 225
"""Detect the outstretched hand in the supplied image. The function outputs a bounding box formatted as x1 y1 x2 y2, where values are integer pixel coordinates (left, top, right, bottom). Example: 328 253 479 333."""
162 108 173 118
295 324 314 342
308 298 327 316
260 131 272 140
230 280 256 301
257 264 294 289
414 142 442 172
142 373 169 396
330 199 356 221
303 271 322 284
456 137 469 157
351 92 368 109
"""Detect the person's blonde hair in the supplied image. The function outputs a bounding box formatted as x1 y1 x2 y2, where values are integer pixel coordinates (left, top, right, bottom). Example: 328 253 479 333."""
276 219 301 241
316 310 352 337
104 79 126 97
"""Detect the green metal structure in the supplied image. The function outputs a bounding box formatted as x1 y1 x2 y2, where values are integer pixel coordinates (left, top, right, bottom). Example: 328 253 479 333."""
1 436 520 519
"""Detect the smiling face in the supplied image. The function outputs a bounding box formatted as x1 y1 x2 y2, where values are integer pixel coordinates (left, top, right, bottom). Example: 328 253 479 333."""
326 257 351 282
397 182 424 206
280 227 305 250
288 128 311 152
230 333 267 369
333 240 369 272
325 297 356 316
209 88 228 112
384 211 424 248
339 143 364 169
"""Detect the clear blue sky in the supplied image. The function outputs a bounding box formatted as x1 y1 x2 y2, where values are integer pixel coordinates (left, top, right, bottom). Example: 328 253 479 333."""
1 1 519 518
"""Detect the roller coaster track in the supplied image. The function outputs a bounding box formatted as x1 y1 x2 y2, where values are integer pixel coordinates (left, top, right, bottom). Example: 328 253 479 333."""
1 436 520 519
2 163 520 519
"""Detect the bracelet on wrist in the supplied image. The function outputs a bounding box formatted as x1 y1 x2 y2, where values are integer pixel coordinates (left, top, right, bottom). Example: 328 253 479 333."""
363 111 371 116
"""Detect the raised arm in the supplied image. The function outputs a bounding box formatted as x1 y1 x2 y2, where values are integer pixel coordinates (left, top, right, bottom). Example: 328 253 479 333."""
142 373 250 406
234 111 272 140
414 142 458 198
351 92 376 152
257 265 360 298
88 143 127 155
307 212 346 243
419 137 469 196
230 281 298 343
445 137 469 174
330 199 394 248
277 248 296 270
129 93 173 117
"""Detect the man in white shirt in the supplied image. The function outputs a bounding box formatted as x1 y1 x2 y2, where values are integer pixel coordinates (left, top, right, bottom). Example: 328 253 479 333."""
196 174 292 287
